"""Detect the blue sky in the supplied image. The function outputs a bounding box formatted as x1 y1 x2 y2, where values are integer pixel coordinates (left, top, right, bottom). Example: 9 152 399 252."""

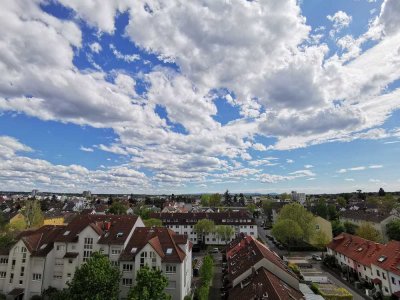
0 0 399 194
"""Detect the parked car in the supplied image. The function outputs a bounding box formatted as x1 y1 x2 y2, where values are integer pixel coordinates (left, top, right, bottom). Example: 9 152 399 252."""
209 248 219 254
312 254 322 261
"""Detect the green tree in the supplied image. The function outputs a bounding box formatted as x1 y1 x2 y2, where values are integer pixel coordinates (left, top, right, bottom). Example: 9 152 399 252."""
331 220 345 237
314 198 328 219
215 225 235 244
223 190 231 205
386 219 400 241
209 193 221 208
327 204 338 220
279 193 289 201
313 231 330 252
67 252 121 300
134 206 151 220
23 200 44 228
128 265 170 300
337 196 347 208
262 200 273 222
272 219 303 252
108 201 127 215
344 221 358 235
200 194 210 207
143 218 163 227
0 232 15 250
355 222 382 242
277 203 315 241
200 255 214 284
378 187 385 197
246 203 257 214
194 219 215 246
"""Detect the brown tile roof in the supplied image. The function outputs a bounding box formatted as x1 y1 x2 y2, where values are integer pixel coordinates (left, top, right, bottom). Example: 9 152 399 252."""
19 225 66 256
55 214 139 245
339 210 392 223
228 268 304 300
120 227 187 263
150 211 256 226
226 235 294 283
327 233 384 267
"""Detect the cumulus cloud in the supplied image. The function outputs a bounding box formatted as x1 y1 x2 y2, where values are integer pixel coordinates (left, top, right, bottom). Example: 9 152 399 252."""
327 11 352 36
80 146 94 152
89 42 102 53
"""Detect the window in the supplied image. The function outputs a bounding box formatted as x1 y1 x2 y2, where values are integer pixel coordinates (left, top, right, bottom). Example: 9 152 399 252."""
250 225 254 229
19 280 23 285
123 264 133 272
9 273 13 283
385 287 389 292
383 273 386 279
140 252 147 267
68 259 73 264
21 247 27 253
122 278 133 286
315 225 320 230
166 265 176 274
0 272 6 278
22 252 26 264
167 280 176 289
11 259 15 270
53 273 62 280
111 261 120 267
250 232 254 235
392 277 396 285
83 237 94 262
32 273 42 281
55 259 64 266
67 273 71 279
378 256 387 263
56 245 65 251
0 258 8 264
20 266 24 277
377 270 380 276
111 248 121 255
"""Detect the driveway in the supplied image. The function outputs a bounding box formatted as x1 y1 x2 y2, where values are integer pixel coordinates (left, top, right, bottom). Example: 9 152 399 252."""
208 252 222 300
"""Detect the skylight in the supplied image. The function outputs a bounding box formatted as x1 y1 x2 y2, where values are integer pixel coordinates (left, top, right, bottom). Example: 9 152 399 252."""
131 247 137 253
357 247 363 252
63 231 70 236
40 244 47 250
377 255 387 263
166 248 173 255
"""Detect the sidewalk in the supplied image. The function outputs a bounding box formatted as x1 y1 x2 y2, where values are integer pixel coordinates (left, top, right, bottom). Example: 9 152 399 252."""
208 253 222 300
320 264 371 300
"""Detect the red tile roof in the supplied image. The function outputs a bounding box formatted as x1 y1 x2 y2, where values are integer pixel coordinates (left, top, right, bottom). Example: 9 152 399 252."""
373 240 400 276
228 267 304 300
19 225 66 256
327 233 384 267
120 227 187 263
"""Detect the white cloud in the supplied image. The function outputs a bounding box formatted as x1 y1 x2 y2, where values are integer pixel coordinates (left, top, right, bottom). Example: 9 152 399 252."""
345 178 355 181
109 44 140 63
327 11 352 36
80 146 94 152
369 164 383 169
89 42 102 53
286 159 294 164
304 164 314 169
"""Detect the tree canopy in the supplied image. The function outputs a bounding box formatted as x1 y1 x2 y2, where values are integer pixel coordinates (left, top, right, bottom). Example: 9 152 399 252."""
272 219 303 247
209 193 221 208
386 219 400 241
108 201 128 215
355 222 382 242
67 252 121 300
277 203 315 241
143 218 163 227
128 265 170 300
23 200 44 228
215 225 235 244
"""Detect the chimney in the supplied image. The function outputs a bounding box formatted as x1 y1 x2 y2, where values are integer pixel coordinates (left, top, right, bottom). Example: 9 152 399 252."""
105 221 111 231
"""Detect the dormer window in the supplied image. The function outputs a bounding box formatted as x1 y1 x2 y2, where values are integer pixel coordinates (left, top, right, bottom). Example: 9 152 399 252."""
377 255 387 263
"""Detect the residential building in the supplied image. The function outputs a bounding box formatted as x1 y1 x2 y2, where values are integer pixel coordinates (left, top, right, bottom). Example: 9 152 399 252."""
0 215 135 299
119 227 192 300
339 210 399 242
291 191 306 205
327 233 400 297
150 211 258 245
224 235 304 299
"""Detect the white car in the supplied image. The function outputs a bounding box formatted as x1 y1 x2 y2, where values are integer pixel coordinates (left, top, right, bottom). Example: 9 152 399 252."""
312 254 322 261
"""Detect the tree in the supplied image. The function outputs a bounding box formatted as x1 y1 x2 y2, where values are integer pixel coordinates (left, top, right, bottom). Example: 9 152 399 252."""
386 219 400 241
200 255 214 284
128 266 170 300
194 219 215 246
279 193 289 201
223 190 231 205
143 218 162 227
277 203 315 241
200 194 210 207
337 196 347 208
67 252 121 300
272 219 303 252
314 198 328 219
134 206 151 220
355 222 382 242
344 221 358 235
107 195 113 206
215 225 235 244
23 200 44 228
378 188 385 197
0 232 15 249
327 204 338 220
331 220 345 237
262 200 273 222
379 194 397 214
239 193 245 206
313 231 330 252
233 194 238 203
247 203 257 214
209 193 221 208
108 201 127 215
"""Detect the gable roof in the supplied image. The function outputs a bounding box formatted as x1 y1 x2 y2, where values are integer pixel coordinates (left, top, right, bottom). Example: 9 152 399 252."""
339 210 392 223
373 240 400 276
55 214 139 244
19 225 66 256
228 267 304 300
327 233 384 267
120 227 187 263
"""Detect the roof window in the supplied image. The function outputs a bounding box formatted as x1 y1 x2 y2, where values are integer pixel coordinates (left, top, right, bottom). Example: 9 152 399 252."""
377 255 387 263
63 231 70 236
166 248 173 255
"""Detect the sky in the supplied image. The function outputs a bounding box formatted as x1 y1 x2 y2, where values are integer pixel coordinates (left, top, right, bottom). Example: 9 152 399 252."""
0 0 399 194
